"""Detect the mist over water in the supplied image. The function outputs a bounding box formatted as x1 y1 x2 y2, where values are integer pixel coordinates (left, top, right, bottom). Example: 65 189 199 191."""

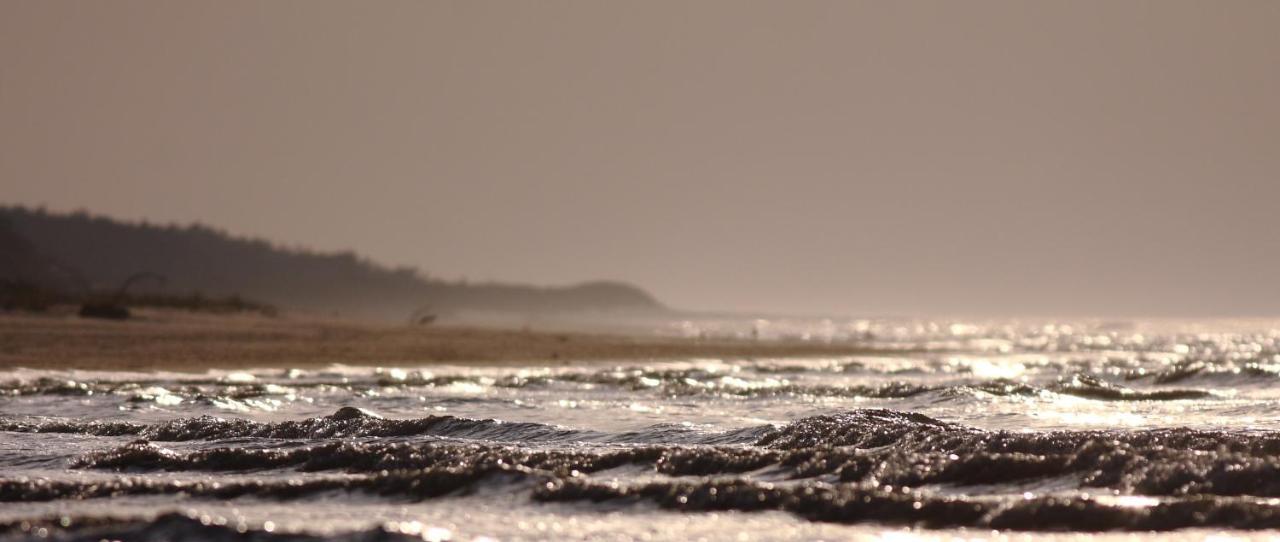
4 317 1280 540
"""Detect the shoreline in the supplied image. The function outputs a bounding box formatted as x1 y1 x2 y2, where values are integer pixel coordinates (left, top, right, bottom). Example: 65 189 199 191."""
0 310 901 372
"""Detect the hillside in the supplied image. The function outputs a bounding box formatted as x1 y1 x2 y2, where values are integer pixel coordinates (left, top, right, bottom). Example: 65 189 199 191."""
0 206 665 321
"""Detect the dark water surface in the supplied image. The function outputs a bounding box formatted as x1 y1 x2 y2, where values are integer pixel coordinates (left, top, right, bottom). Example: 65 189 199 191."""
4 318 1280 540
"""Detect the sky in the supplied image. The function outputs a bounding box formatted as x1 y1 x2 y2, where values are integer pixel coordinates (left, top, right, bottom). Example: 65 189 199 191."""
3 1 1279 317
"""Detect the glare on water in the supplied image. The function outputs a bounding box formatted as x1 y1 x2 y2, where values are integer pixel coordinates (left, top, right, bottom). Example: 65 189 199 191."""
3 317 1280 540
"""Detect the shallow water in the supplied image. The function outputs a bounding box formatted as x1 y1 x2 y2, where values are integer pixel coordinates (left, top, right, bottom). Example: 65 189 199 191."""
3 318 1280 540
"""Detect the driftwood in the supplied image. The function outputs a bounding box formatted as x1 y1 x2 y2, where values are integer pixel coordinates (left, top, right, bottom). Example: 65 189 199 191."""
409 305 438 326
79 272 166 320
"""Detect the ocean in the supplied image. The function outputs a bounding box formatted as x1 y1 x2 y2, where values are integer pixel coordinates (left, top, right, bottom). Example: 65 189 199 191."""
3 317 1280 540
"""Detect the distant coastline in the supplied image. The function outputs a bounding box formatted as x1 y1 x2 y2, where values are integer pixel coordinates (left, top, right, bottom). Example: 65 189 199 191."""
0 205 666 323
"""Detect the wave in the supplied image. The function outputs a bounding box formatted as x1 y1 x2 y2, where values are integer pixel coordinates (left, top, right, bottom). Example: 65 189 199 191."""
24 381 1220 414
0 512 426 542
47 407 1280 499
1127 360 1280 385
757 409 1280 496
2 407 764 446
12 492 1280 535
74 440 655 475
0 417 145 437
18 457 1280 530
1 407 589 442
0 466 536 503
13 408 1280 531
535 477 1280 531
1 368 1220 404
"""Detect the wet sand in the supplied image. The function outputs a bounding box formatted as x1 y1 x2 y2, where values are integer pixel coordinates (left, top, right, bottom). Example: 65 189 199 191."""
0 310 890 371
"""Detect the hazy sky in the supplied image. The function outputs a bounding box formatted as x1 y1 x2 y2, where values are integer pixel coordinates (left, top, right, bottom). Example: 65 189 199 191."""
3 1 1279 317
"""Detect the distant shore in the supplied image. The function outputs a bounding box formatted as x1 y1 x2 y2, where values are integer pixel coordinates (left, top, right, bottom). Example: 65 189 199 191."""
0 310 899 372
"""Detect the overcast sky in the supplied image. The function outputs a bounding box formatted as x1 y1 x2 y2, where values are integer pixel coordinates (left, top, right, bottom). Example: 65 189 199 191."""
3 1 1279 317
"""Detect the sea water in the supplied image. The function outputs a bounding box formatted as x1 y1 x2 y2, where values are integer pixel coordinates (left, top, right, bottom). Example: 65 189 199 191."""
3 318 1280 540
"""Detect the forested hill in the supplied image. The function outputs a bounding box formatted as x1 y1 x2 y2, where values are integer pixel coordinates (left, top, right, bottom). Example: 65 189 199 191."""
0 206 665 321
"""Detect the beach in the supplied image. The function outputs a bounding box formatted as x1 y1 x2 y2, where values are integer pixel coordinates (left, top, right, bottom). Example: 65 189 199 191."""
0 310 888 371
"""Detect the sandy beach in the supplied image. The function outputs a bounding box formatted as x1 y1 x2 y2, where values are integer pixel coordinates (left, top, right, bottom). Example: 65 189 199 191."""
0 310 892 371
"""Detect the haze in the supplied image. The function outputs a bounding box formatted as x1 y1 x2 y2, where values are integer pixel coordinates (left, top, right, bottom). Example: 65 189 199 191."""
3 1 1278 317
